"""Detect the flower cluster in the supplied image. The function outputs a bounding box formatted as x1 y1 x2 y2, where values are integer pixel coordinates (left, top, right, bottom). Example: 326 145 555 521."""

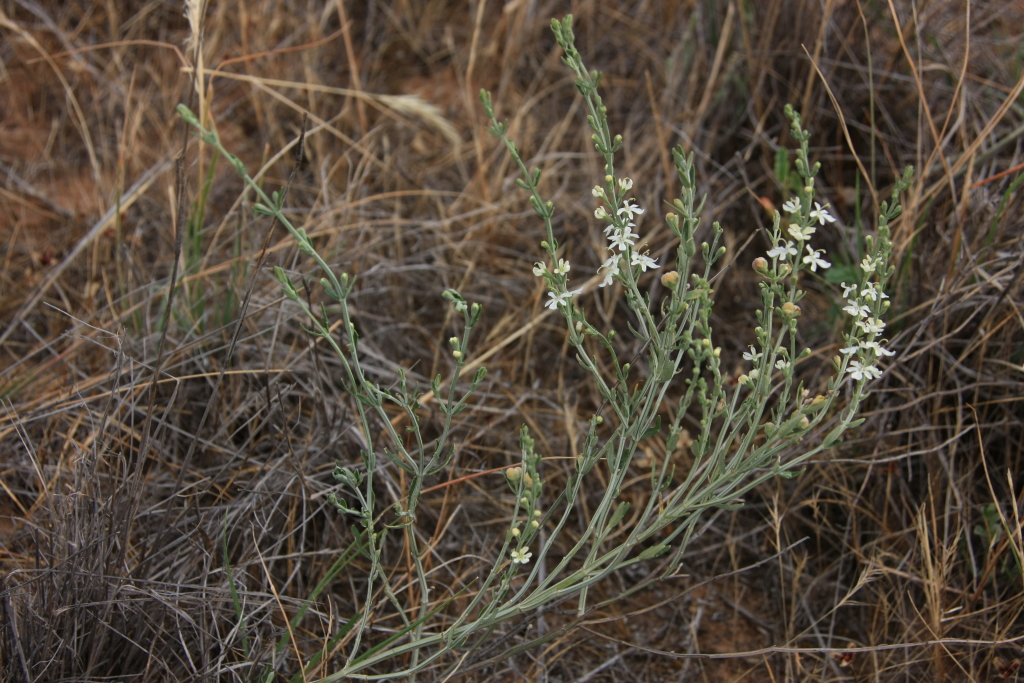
746 192 894 386
592 178 660 287
742 110 896 393
534 259 582 310
776 195 834 272
839 277 893 381
737 188 836 390
503 426 545 569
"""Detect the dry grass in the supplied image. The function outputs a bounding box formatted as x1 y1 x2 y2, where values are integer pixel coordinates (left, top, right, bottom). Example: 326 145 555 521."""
1 0 1023 681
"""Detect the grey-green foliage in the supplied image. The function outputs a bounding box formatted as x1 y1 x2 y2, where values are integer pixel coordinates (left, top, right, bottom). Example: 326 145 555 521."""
176 13 910 681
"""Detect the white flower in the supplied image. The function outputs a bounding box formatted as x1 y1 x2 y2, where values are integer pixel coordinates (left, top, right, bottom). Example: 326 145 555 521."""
533 262 546 277
609 226 638 252
860 282 888 302
841 282 858 299
775 359 790 370
809 202 836 225
592 185 606 199
545 289 581 310
594 206 609 220
788 223 816 241
510 547 532 565
802 246 831 272
767 241 798 261
782 198 801 214
856 317 885 337
843 301 870 318
742 346 762 362
840 343 860 355
618 177 633 192
553 258 570 275
860 340 895 357
599 256 620 288
860 255 877 273
617 199 644 221
630 251 659 272
846 360 882 381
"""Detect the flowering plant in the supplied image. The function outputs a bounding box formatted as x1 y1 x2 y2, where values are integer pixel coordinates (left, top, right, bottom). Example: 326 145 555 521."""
175 14 910 681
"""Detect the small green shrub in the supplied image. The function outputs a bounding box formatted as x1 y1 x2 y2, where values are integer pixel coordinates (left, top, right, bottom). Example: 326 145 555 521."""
177 13 910 681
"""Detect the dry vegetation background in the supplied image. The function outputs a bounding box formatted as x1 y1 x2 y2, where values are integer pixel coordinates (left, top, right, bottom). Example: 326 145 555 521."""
1 0 1023 681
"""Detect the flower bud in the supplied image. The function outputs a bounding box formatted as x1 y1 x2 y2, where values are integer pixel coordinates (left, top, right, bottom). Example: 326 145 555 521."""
752 257 768 275
452 350 462 359
781 302 801 318
575 321 583 333
779 264 793 277
799 416 810 429
531 520 540 528
661 271 680 289
511 527 520 537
